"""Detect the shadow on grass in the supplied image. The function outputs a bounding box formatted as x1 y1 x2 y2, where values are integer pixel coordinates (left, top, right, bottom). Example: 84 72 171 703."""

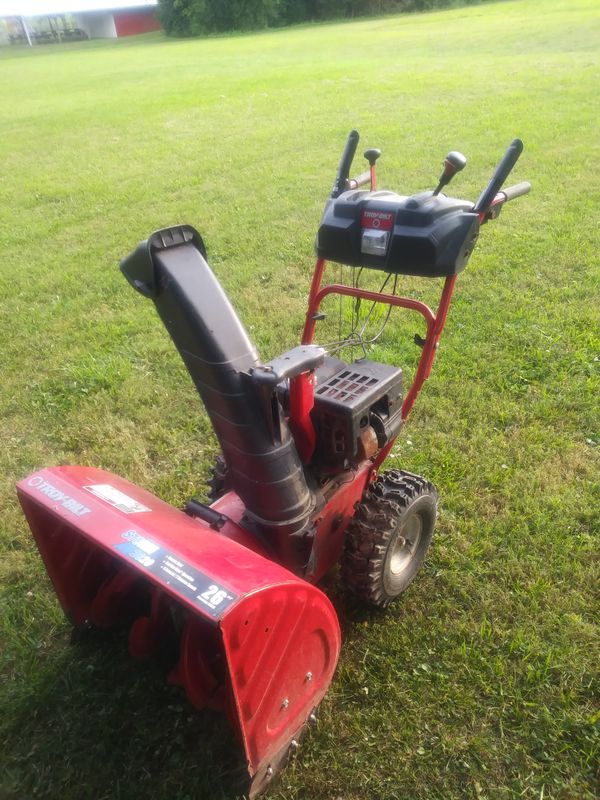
0 573 393 800
0 630 249 800
320 566 389 636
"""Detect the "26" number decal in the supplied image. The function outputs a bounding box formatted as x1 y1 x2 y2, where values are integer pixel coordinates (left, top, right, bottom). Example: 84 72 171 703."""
200 584 228 607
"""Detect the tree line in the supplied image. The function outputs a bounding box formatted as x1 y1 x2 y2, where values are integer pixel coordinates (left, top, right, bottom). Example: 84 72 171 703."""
158 0 481 36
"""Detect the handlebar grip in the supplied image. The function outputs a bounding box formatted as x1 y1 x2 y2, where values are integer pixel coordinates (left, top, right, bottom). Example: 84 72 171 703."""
331 129 360 198
498 181 531 202
473 138 524 216
349 170 371 189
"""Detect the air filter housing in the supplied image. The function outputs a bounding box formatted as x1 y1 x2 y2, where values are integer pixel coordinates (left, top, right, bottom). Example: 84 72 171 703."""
311 359 403 467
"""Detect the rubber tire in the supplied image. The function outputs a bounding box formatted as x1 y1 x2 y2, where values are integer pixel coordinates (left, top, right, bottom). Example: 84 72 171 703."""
341 469 438 608
207 454 228 501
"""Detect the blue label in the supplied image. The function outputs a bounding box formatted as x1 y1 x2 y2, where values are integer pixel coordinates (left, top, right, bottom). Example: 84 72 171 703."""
112 538 238 619
115 541 157 568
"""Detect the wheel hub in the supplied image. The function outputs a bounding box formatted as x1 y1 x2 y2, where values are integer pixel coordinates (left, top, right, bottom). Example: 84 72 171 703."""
390 515 422 575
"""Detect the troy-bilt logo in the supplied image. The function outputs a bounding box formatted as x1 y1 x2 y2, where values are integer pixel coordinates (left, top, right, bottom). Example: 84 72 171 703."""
361 210 394 231
27 475 92 518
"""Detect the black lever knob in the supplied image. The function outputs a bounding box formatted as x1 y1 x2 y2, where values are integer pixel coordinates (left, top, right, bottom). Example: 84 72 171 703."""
363 148 381 166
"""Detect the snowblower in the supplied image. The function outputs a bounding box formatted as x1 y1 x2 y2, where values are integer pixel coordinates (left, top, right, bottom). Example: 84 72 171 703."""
17 130 530 796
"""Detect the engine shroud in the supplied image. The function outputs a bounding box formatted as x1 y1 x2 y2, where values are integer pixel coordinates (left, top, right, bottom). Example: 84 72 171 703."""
311 359 403 468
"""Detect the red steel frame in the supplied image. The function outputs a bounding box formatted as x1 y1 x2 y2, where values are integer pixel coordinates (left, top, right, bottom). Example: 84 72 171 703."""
301 259 457 453
285 192 460 575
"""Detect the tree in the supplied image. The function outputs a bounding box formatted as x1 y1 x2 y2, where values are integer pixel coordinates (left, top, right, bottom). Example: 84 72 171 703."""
159 0 282 35
158 0 209 36
158 0 466 36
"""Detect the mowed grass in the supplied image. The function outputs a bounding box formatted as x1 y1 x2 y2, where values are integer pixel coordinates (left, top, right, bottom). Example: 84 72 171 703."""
0 1 598 798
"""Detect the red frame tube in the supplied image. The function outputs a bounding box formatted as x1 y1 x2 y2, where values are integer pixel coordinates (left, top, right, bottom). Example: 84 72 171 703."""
370 163 377 191
303 283 436 347
300 261 458 469
302 271 456 419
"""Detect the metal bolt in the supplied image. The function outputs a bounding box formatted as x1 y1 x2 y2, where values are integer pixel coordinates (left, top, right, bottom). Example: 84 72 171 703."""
306 671 313 682
331 514 343 531
290 739 299 751
281 698 289 709
266 766 273 778
309 713 317 724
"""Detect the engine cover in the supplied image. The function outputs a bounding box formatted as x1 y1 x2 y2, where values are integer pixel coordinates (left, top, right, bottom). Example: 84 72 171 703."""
311 359 403 468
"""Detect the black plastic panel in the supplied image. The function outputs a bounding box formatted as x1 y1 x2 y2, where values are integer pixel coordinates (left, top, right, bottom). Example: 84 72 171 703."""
311 359 403 467
316 189 480 277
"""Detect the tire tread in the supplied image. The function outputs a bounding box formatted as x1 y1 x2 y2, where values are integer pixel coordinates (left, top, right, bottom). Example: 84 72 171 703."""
341 469 438 608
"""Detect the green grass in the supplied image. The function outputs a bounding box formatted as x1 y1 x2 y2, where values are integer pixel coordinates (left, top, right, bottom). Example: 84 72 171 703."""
0 1 598 798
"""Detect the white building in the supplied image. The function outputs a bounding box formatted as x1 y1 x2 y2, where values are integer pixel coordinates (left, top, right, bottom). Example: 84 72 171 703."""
0 0 160 44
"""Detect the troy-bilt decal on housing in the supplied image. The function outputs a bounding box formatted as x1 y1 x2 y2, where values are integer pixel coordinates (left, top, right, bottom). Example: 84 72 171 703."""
27 475 92 517
114 532 238 618
360 209 394 257
361 209 395 230
84 483 151 514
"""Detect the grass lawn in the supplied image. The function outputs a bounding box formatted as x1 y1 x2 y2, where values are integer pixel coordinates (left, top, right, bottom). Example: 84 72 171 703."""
0 0 598 798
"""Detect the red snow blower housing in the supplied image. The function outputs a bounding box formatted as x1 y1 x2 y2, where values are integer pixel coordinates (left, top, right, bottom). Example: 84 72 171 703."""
17 130 530 796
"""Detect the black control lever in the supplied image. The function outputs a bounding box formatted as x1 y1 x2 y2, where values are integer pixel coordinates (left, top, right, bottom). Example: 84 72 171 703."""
433 151 467 196
364 148 381 166
473 138 524 217
331 129 359 198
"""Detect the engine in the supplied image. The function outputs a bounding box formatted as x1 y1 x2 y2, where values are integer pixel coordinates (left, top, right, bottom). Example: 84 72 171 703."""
309 356 403 469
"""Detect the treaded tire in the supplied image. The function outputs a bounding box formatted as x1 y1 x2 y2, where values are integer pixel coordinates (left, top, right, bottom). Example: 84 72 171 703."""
341 469 438 608
207 454 228 501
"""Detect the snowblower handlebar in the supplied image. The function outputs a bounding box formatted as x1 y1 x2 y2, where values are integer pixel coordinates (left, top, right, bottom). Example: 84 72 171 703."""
307 134 530 425
331 129 359 198
494 180 531 203
473 137 524 217
482 180 531 222
348 170 371 189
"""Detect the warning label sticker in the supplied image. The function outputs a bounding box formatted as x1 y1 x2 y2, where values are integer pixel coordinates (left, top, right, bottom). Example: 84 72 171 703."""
113 532 238 619
84 484 151 514
152 553 237 615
